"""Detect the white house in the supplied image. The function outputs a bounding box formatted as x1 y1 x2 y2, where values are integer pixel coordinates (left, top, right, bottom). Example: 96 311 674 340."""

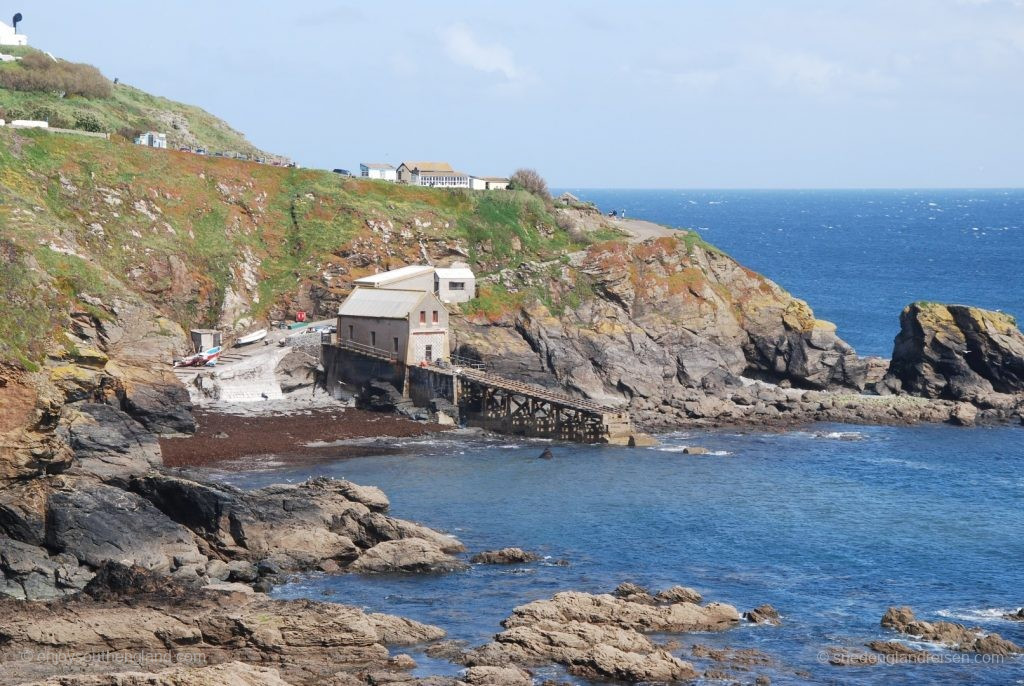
0 20 27 46
135 131 167 148
337 287 450 365
354 263 477 305
483 177 510 190
434 263 476 303
360 163 397 182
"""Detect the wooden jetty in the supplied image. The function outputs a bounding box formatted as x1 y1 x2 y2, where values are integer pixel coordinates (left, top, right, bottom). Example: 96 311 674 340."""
329 339 641 444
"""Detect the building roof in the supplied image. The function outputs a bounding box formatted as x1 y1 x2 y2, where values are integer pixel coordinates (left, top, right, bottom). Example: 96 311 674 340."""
338 287 432 319
353 264 435 287
482 177 510 183
360 163 395 170
435 266 475 280
398 161 454 173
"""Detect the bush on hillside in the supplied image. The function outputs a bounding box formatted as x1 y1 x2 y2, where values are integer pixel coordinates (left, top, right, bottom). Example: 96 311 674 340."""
508 168 551 202
0 53 112 98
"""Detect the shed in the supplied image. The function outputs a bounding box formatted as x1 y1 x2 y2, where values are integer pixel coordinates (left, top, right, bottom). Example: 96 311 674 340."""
434 264 476 303
190 329 221 352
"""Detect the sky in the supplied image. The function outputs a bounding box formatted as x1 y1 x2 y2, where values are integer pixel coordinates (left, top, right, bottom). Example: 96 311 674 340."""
11 0 1024 187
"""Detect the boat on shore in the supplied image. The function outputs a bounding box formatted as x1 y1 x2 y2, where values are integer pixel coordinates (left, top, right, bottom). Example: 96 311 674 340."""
173 346 223 367
234 329 268 346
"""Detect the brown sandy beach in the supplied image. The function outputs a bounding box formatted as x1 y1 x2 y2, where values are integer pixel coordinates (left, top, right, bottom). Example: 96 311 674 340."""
160 407 448 468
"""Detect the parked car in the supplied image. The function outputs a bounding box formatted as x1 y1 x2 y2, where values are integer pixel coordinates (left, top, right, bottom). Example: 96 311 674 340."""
332 169 352 176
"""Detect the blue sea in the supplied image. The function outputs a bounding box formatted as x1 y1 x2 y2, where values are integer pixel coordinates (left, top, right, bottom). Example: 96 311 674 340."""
222 191 1024 685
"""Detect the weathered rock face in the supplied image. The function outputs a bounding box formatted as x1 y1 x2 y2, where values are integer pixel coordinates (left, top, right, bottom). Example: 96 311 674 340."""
15 661 295 686
0 563 448 685
465 588 742 683
454 235 874 426
348 538 469 574
881 606 1022 655
46 479 206 573
886 303 1024 401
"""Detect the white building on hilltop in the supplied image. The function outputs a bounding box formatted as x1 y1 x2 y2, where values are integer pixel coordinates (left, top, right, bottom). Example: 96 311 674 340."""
360 163 397 182
0 20 27 46
135 131 167 148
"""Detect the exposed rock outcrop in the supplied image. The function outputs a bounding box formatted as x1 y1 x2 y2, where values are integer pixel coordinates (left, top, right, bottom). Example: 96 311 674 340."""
470 548 540 565
0 563 447 685
886 303 1024 401
880 606 1022 655
464 588 741 683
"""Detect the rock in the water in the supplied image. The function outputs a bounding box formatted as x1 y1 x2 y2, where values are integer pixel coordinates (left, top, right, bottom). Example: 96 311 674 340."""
655 585 703 605
885 303 1024 401
880 605 1022 655
348 538 468 574
612 582 655 605
682 446 709 455
470 548 541 565
744 603 781 625
464 589 739 683
1002 608 1024 621
538 447 554 459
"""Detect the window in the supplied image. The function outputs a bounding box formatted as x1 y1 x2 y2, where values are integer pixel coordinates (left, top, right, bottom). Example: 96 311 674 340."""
425 344 433 362
449 281 465 291
393 337 399 352
371 331 376 347
348 325 354 339
432 310 439 324
419 311 426 324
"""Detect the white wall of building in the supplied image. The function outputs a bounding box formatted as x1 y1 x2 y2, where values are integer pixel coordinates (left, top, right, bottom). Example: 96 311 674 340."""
0 21 27 46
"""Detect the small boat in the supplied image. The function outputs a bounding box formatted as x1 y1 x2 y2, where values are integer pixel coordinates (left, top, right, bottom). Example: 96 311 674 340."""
234 329 268 346
174 346 222 367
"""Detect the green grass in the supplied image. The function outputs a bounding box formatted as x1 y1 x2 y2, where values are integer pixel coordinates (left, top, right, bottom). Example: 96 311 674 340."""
0 48 269 155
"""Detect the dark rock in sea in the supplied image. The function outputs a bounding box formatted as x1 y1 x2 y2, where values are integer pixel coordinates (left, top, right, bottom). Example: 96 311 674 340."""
538 447 554 459
881 605 1022 655
470 547 541 565
46 478 206 573
1002 608 1024 621
682 446 710 455
744 603 782 625
885 303 1024 401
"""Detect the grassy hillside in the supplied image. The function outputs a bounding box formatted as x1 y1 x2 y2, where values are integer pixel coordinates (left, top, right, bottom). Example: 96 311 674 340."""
0 47 275 158
0 126 591 369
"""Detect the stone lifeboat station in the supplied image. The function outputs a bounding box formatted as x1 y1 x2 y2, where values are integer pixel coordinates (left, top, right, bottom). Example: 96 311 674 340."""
323 264 645 445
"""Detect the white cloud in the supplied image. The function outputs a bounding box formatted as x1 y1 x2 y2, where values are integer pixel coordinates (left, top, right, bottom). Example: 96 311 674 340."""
441 23 521 81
